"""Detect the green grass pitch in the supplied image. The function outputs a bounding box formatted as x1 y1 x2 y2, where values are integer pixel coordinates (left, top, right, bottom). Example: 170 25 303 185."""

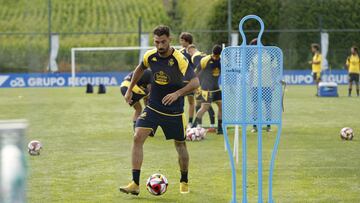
0 86 359 202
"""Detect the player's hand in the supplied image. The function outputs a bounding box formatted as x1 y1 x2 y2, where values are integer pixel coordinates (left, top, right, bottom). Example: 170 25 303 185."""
124 90 133 104
162 92 180 106
308 60 312 64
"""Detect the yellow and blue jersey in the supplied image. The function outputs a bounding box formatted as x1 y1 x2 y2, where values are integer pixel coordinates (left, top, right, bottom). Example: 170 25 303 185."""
346 55 360 74
140 48 195 114
123 69 152 90
312 53 322 73
198 55 221 91
191 51 207 72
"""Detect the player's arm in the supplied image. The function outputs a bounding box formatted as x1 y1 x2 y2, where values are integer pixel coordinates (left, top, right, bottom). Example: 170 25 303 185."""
124 65 145 104
345 57 350 69
162 77 199 106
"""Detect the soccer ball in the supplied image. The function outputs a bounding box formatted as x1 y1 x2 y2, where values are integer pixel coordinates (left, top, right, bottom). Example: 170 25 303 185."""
146 173 168 196
28 140 42 155
340 127 354 140
186 127 207 141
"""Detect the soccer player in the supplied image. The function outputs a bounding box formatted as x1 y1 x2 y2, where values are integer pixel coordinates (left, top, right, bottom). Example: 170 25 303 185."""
192 45 223 134
187 44 216 132
345 46 360 97
309 43 322 96
119 25 199 195
120 69 152 129
248 39 279 132
179 32 196 128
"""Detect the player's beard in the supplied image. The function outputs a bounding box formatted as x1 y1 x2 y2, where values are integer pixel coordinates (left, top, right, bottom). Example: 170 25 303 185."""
158 45 170 55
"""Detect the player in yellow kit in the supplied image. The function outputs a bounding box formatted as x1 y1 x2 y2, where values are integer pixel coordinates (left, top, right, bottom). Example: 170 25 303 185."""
345 46 360 97
187 44 216 132
309 43 322 96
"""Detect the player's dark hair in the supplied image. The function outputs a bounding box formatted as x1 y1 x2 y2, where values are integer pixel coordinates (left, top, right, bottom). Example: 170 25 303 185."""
180 32 193 44
153 25 170 37
311 43 320 51
212 44 222 55
187 44 196 50
351 46 359 54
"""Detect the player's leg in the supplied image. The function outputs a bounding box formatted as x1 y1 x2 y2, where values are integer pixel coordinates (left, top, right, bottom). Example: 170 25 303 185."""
195 101 202 126
132 102 142 130
187 95 195 128
264 87 272 132
192 103 210 127
251 87 258 133
356 74 359 96
207 105 216 132
175 141 190 193
120 107 158 195
348 74 353 97
132 127 151 179
214 100 223 134
315 73 321 96
119 128 151 195
160 113 189 193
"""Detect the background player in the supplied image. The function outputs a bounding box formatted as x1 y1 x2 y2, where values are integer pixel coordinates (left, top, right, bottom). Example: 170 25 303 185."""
192 45 223 134
120 69 152 129
248 39 280 132
119 25 199 195
187 44 216 132
179 32 196 128
308 43 322 96
345 46 360 97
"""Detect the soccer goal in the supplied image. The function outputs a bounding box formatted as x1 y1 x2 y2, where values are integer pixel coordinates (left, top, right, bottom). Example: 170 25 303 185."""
70 46 182 87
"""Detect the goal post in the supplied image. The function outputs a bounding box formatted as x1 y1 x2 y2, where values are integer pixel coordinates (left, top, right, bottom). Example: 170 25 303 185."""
70 46 182 87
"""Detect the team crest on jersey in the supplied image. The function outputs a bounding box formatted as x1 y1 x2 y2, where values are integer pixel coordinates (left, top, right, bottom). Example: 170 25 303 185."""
154 71 170 85
151 57 157 62
139 112 147 120
212 67 220 76
168 58 174 66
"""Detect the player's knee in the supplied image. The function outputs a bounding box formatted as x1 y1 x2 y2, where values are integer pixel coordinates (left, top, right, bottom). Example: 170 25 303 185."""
188 98 195 105
133 129 150 144
174 141 186 149
133 103 142 112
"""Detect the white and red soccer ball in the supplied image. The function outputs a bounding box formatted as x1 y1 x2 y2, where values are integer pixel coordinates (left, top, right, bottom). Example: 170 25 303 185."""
146 173 168 196
340 127 354 140
186 127 207 141
28 140 42 156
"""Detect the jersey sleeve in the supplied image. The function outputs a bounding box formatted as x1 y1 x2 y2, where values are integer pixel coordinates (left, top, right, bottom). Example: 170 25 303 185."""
200 55 211 70
140 49 157 69
173 49 190 76
183 63 196 82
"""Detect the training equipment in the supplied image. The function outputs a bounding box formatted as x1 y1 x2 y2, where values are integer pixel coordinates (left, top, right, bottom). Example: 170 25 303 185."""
28 140 42 156
86 83 93 93
221 15 284 203
146 174 168 196
318 82 338 97
0 120 28 203
186 127 207 141
340 127 354 140
98 84 106 94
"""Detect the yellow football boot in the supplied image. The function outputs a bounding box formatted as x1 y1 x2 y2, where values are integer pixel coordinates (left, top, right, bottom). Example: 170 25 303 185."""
180 182 189 194
119 181 140 196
